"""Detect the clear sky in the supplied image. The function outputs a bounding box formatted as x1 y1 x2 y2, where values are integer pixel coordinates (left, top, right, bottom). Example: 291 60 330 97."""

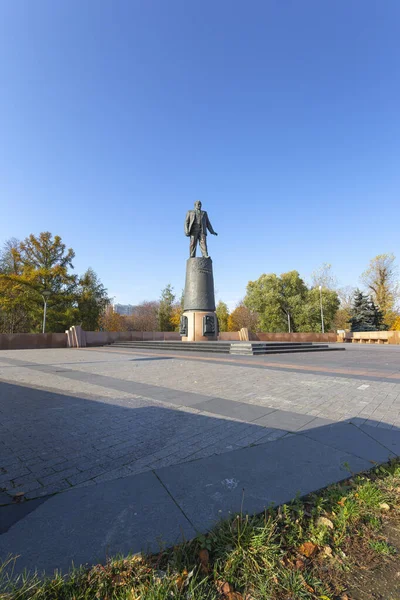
1 1 399 308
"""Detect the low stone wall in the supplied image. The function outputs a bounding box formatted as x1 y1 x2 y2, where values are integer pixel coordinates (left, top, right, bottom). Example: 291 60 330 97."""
85 331 181 346
344 331 400 345
0 333 67 350
218 332 240 341
2 329 399 350
219 331 337 343
256 332 338 343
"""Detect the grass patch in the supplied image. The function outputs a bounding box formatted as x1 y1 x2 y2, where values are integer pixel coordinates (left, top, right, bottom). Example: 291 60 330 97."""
1 460 400 599
369 539 397 556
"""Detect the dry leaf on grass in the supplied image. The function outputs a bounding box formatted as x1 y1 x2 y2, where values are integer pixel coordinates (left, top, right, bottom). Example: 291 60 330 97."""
298 541 317 557
216 580 232 595
175 568 188 590
199 548 210 573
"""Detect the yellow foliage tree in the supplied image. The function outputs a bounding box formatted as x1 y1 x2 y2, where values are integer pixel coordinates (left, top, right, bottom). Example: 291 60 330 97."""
227 302 259 332
170 304 182 332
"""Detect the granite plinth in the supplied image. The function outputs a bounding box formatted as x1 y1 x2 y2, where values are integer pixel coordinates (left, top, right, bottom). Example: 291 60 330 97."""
183 257 216 312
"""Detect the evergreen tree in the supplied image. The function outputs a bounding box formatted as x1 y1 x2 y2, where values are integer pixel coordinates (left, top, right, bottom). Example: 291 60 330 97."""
349 289 385 331
76 268 110 330
157 284 176 331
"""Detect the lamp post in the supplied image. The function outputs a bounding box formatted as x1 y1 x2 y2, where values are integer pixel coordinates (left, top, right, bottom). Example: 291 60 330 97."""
42 291 51 333
319 285 325 334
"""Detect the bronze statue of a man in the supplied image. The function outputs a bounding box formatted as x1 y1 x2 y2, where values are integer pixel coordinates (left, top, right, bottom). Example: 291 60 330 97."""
184 201 218 258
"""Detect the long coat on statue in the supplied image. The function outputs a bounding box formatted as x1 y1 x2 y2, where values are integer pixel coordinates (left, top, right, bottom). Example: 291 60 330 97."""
184 210 216 236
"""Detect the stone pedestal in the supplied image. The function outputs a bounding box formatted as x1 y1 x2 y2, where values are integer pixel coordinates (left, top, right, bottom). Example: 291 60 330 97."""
180 257 218 341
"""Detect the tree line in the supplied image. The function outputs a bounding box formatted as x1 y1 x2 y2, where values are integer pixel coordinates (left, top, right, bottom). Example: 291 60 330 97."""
1 232 399 334
0 233 110 334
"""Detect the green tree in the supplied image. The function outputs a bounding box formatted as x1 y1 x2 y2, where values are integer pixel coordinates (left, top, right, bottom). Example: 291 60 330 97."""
76 268 110 330
245 271 308 332
349 289 385 332
157 284 176 331
216 301 230 332
301 287 340 332
361 253 399 327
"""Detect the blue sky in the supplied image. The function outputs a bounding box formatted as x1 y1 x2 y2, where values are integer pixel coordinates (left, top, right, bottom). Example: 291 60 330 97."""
1 1 399 308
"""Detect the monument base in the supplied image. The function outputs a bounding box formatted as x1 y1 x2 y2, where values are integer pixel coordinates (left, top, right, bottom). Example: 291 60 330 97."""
181 310 218 342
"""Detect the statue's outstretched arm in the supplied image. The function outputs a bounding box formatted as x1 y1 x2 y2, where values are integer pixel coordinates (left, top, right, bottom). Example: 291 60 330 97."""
206 213 218 236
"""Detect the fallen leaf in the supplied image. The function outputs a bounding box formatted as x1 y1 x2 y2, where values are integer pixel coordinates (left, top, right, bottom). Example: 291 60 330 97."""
295 559 305 569
176 568 188 590
216 580 232 595
199 548 210 573
379 502 390 511
298 541 317 557
337 497 347 507
316 516 334 530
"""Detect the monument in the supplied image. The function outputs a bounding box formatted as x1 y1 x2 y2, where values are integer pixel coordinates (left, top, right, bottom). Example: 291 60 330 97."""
180 201 219 341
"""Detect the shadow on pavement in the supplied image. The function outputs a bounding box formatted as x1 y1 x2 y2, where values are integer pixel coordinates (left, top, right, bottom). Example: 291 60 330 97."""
0 380 399 576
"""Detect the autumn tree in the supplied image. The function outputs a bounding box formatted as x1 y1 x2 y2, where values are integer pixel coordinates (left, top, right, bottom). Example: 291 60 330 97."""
330 285 356 332
5 232 79 332
392 316 400 331
216 301 229 332
361 253 399 328
169 290 184 332
227 302 259 332
311 263 338 290
99 306 129 332
0 238 35 333
133 301 160 331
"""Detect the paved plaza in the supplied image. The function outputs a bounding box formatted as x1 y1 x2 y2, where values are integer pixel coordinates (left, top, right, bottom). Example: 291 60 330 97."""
1 344 400 574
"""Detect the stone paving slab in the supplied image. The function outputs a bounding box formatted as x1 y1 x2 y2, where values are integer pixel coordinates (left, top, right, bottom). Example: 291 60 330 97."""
1 346 400 576
359 423 400 455
1 347 400 505
0 427 375 577
300 421 396 463
191 397 276 420
156 433 371 531
0 471 195 576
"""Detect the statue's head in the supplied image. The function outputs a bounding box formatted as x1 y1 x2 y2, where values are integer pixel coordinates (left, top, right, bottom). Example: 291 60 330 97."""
194 200 202 210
